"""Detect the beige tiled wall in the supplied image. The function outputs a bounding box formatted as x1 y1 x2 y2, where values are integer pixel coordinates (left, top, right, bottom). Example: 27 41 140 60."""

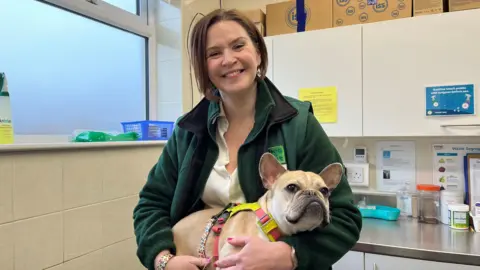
0 145 163 270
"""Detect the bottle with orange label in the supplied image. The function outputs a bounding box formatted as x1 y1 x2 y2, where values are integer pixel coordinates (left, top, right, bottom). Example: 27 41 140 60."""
0 72 14 144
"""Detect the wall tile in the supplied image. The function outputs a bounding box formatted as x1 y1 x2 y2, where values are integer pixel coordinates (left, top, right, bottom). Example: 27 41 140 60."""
102 238 146 270
50 250 103 270
102 196 137 246
13 152 63 220
102 148 157 201
63 150 104 210
64 205 103 261
157 59 182 103
0 223 14 270
14 213 63 270
0 156 13 224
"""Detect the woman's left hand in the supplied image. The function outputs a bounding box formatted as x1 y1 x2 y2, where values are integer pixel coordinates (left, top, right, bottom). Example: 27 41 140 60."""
214 236 294 270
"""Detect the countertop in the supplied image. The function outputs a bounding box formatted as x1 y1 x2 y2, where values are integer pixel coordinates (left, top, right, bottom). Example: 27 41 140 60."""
353 218 480 266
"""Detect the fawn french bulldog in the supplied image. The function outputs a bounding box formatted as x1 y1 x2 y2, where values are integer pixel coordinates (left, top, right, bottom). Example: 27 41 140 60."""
171 152 344 269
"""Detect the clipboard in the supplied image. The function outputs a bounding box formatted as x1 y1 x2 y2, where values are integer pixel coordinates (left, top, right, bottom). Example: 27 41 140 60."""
466 153 480 212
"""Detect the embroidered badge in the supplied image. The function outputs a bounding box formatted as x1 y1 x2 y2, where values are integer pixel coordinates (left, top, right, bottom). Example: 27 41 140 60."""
268 145 286 165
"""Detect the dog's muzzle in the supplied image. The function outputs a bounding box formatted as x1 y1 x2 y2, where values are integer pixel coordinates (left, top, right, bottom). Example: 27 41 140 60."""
286 193 327 224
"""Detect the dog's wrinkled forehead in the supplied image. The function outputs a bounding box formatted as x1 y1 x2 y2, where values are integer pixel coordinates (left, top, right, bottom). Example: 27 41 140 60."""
276 171 327 188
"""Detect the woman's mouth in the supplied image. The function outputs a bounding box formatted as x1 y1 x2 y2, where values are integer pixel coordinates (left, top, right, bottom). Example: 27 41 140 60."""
222 69 245 78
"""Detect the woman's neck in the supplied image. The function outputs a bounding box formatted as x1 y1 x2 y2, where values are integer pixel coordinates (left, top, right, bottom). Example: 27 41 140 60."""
220 84 257 122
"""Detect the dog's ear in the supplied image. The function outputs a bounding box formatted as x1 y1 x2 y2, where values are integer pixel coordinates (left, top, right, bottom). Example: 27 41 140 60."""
259 152 286 189
319 163 344 190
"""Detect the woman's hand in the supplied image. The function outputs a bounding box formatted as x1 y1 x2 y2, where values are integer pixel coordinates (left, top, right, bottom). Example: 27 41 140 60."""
214 236 294 270
165 255 211 270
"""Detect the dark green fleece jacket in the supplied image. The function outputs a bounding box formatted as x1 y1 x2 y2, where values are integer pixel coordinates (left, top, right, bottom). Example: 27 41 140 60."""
133 77 362 270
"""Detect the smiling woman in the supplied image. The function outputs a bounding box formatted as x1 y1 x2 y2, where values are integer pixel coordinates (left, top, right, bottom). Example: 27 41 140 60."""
133 8 361 270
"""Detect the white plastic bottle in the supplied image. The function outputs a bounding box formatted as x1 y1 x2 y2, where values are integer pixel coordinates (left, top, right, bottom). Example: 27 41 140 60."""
0 72 14 144
396 181 413 217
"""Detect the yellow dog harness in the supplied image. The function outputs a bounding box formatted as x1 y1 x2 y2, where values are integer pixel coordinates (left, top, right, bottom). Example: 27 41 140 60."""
197 202 282 263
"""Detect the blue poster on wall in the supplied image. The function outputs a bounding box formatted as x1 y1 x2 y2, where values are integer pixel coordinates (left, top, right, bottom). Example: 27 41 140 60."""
425 84 475 116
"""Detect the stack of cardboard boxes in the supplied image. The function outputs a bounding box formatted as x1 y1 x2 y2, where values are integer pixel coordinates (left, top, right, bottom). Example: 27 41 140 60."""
238 0 480 37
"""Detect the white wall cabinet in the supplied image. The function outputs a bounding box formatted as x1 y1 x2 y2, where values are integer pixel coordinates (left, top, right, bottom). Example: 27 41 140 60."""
333 251 365 270
362 9 480 137
271 25 363 137
264 36 274 81
365 253 480 270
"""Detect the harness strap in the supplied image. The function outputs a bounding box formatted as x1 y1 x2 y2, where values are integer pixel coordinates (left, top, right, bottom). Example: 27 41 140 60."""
203 202 283 264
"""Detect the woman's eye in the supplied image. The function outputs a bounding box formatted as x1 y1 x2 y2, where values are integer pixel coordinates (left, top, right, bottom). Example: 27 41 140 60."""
320 187 329 196
233 43 244 50
286 184 299 193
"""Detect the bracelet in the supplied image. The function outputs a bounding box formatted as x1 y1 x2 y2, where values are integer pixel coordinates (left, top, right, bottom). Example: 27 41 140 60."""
291 247 298 269
155 253 174 270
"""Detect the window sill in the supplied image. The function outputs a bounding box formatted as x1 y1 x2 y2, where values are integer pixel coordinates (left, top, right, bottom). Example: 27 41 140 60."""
0 135 167 153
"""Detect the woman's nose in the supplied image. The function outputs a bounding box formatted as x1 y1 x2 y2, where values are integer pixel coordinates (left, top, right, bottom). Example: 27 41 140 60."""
221 50 237 66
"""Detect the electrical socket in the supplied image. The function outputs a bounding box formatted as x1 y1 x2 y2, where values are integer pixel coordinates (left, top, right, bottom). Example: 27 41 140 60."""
344 162 370 187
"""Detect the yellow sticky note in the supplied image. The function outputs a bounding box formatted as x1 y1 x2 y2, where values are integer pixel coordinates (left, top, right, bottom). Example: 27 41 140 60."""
298 86 337 123
0 124 14 144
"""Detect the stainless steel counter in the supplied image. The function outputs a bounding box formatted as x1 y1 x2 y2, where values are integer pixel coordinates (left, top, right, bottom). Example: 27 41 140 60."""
353 218 480 266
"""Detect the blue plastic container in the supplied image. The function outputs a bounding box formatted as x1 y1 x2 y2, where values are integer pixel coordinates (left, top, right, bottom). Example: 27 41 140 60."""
121 120 174 141
358 205 401 221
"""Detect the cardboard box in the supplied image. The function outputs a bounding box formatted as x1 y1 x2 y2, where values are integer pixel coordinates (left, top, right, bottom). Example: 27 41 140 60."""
240 9 266 36
448 0 480 11
414 0 447 15
266 0 332 36
333 0 412 27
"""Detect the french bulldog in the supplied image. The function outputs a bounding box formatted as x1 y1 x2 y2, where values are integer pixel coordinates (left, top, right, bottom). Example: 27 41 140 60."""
171 152 344 269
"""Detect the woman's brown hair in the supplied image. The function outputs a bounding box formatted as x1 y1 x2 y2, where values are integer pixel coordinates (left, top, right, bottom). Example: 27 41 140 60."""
188 8 269 101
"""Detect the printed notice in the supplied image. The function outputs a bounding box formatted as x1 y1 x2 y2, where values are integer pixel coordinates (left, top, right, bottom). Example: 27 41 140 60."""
432 144 480 191
425 84 475 116
298 86 337 123
375 141 416 192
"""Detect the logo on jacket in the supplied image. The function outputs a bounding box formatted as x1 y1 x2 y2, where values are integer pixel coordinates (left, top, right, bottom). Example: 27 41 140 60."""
268 145 287 165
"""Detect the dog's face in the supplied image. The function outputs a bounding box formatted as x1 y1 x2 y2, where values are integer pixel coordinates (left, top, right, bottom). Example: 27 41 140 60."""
259 153 343 234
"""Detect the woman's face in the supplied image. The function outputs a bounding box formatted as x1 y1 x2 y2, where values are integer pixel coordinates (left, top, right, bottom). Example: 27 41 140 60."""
206 20 261 97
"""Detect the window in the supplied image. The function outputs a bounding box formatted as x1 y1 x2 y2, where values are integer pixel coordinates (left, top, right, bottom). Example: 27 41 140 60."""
103 0 139 15
1 0 152 135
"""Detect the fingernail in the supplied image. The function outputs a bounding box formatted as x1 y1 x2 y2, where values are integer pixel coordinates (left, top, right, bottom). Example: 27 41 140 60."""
227 237 233 241
213 263 218 267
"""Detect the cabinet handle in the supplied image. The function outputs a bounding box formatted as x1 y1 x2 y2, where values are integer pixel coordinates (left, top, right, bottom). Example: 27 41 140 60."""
373 263 377 270
440 124 480 127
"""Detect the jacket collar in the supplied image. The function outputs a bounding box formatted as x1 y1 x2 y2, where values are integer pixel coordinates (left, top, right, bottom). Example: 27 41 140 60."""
177 77 298 135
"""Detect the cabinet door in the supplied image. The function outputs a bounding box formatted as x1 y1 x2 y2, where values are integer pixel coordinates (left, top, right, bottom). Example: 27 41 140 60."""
362 9 480 137
272 26 363 137
365 253 480 270
264 36 274 82
333 251 365 270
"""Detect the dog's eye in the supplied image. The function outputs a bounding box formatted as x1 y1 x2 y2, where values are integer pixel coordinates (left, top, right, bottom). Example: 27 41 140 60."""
320 187 329 196
285 184 299 193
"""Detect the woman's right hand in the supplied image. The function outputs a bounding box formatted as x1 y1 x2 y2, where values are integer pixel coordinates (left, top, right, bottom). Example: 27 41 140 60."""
165 255 211 270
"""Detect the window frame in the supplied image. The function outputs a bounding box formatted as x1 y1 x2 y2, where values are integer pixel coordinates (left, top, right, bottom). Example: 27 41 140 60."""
38 0 158 122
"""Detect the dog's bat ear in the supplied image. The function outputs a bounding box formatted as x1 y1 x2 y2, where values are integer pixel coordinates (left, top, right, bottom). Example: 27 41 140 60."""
259 152 286 189
319 163 344 190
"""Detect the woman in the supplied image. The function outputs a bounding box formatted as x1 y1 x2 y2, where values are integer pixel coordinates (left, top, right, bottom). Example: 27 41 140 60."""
133 8 362 270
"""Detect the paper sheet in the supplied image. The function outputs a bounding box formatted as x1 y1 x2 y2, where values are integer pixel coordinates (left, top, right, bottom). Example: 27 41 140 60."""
298 86 337 123
432 144 480 191
376 141 416 192
467 157 480 212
